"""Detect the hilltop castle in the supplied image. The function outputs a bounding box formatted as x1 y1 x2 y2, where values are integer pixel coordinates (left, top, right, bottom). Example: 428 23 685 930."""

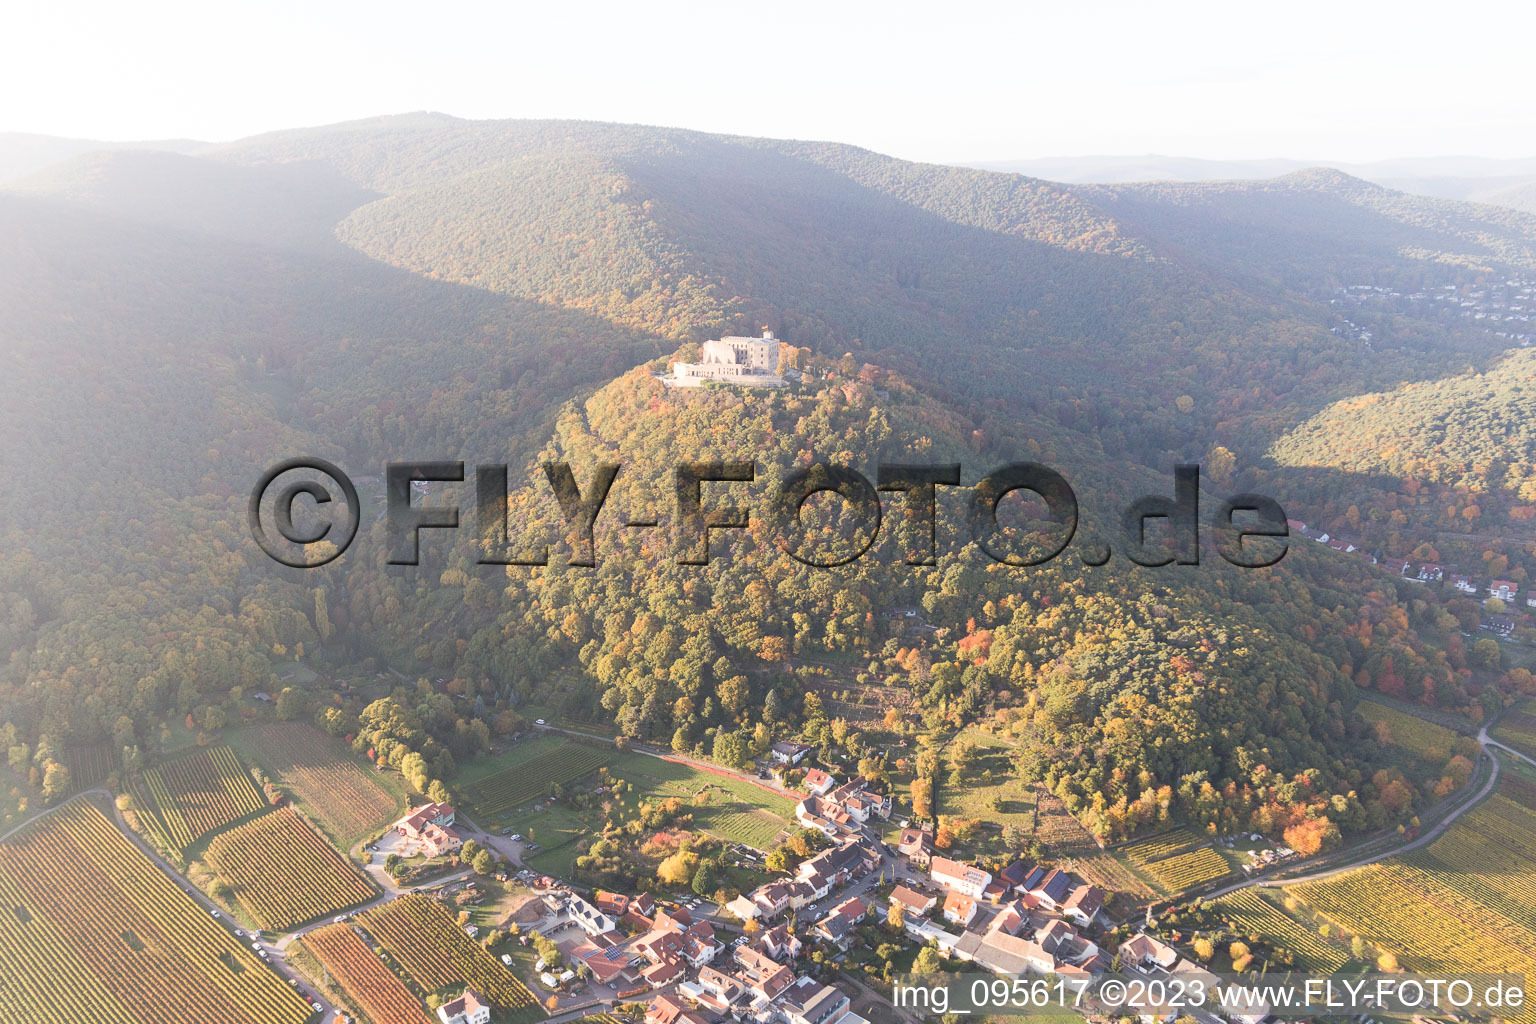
667 330 788 388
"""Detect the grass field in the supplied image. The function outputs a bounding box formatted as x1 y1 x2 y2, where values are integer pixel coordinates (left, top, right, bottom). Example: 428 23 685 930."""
459 737 614 822
233 722 403 849
935 730 1037 832
514 749 796 875
0 800 310 1024
130 745 268 852
1289 772 1536 1024
609 752 795 849
204 807 378 931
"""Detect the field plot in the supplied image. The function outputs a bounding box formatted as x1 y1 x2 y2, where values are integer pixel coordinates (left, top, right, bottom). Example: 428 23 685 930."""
1290 775 1536 1024
0 801 310 1024
935 730 1038 836
610 753 795 849
1358 700 1462 758
1034 788 1100 852
1492 706 1536 760
1403 786 1536 932
1121 828 1229 892
302 923 432 1024
204 807 377 930
462 739 613 817
1068 851 1154 898
358 894 539 1015
1213 890 1352 971
240 722 401 846
63 744 117 790
131 745 267 851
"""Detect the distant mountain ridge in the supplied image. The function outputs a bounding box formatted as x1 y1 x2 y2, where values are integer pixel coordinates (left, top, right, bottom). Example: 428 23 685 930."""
966 153 1536 215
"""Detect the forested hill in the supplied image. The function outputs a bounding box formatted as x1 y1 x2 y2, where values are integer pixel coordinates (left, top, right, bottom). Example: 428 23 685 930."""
0 115 1530 834
421 362 1464 841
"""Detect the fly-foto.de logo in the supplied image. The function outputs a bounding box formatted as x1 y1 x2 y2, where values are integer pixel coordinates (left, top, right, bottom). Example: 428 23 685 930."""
248 459 1289 571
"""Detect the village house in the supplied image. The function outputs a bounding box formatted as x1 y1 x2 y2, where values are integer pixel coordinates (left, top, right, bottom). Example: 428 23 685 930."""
1120 932 1179 970
646 992 712 1024
1490 579 1518 602
812 897 867 946
779 975 866 1024
668 331 788 388
394 802 463 857
725 880 788 922
771 740 815 765
564 892 618 940
634 905 721 971
572 941 641 987
1060 884 1104 928
931 856 993 899
759 923 803 961
895 827 935 867
594 890 655 929
803 768 835 795
1453 574 1479 594
796 840 878 893
1028 867 1075 910
733 944 796 1005
437 989 491 1024
952 929 1058 976
687 964 748 1015
942 889 978 927
889 884 935 918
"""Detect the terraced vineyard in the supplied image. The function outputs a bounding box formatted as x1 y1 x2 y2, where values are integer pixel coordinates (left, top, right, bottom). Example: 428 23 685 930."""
1290 774 1536 1024
1214 890 1352 970
463 741 613 816
1069 852 1154 898
204 807 377 930
1121 828 1229 892
1403 788 1536 932
0 801 310 1024
1292 861 1536 1024
63 744 116 791
302 923 432 1024
243 722 400 844
131 745 267 851
358 894 539 1013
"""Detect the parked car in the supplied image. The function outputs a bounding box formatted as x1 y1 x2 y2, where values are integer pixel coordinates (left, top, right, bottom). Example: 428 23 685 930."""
535 719 547 726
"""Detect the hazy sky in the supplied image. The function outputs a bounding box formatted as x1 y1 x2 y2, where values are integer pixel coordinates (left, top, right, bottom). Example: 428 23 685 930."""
3 0 1532 163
